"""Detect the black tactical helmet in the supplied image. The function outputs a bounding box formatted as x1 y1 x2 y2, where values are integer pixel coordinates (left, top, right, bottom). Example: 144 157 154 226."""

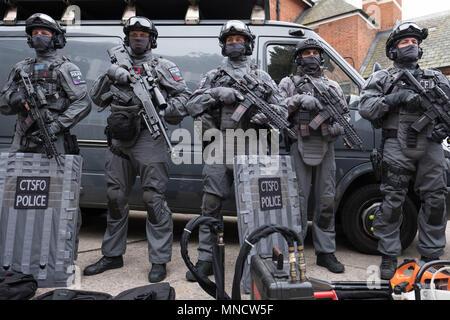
385 21 428 60
218 20 255 56
293 38 324 65
123 16 158 49
25 13 66 49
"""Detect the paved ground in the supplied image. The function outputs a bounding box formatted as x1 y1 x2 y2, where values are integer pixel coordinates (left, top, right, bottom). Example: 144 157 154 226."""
34 211 450 300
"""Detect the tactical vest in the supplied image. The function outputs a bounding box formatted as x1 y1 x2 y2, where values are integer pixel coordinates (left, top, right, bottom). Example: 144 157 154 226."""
16 57 70 137
107 54 162 150
290 74 345 166
210 63 260 131
381 67 441 159
26 56 70 113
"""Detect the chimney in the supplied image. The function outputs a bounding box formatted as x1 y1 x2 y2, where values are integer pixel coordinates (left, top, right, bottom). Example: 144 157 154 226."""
363 0 402 31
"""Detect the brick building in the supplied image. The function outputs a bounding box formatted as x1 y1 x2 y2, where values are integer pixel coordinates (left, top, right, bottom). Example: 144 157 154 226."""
266 0 450 78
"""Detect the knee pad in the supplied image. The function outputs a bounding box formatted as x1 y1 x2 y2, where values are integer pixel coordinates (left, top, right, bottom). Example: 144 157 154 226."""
423 192 446 226
143 189 169 224
106 186 128 219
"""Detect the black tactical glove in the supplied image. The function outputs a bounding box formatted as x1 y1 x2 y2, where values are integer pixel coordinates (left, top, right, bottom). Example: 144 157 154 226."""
9 90 26 110
430 123 448 143
209 87 244 105
107 65 131 85
329 122 345 136
285 94 302 113
298 94 323 112
48 121 61 138
384 90 421 112
250 112 268 125
250 104 285 125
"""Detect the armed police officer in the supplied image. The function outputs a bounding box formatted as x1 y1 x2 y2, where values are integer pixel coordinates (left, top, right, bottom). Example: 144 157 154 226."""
359 22 449 280
185 20 287 281
0 13 91 157
278 38 349 274
0 13 91 257
86 17 190 283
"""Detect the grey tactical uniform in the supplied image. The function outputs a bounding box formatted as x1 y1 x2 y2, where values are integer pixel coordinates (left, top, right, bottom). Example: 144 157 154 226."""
279 69 350 255
0 49 91 154
186 56 286 262
90 47 190 264
359 63 449 258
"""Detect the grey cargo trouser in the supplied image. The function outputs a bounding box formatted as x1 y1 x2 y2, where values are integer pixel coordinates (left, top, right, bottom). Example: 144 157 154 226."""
375 138 447 257
198 163 234 262
101 136 173 264
290 144 337 255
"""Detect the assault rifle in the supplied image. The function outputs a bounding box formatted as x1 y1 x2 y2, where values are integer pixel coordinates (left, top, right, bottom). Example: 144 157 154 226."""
303 74 364 150
107 46 172 152
217 69 296 139
399 70 450 135
18 70 62 166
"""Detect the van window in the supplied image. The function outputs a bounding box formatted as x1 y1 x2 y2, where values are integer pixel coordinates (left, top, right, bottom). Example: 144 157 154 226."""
154 37 224 91
266 43 360 108
0 38 34 90
60 37 122 140
0 37 121 141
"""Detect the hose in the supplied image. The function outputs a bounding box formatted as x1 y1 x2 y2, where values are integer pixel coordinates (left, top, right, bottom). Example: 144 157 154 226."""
180 217 306 300
180 215 230 300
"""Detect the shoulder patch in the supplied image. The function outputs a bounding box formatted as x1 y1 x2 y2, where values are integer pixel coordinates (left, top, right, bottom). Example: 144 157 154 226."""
69 70 86 85
168 66 183 82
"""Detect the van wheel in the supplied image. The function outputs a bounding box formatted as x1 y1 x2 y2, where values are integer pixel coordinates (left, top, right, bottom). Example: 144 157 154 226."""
340 184 418 255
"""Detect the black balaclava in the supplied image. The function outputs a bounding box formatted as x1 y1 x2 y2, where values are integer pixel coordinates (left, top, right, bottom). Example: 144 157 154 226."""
31 33 54 53
396 44 420 63
129 35 150 55
300 54 322 75
224 42 246 60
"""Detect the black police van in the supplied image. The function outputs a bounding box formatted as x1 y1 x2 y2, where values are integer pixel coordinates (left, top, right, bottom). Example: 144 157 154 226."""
0 0 448 254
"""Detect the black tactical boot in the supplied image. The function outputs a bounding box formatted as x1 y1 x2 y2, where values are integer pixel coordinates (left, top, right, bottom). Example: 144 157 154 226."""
380 255 398 280
83 255 123 276
185 260 213 282
316 253 345 273
148 263 167 283
421 256 440 263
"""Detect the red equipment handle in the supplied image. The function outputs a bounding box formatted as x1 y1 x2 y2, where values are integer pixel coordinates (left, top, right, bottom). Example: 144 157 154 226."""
314 290 338 300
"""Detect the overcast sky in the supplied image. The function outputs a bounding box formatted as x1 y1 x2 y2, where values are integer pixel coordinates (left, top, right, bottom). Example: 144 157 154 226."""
344 0 450 19
402 0 450 19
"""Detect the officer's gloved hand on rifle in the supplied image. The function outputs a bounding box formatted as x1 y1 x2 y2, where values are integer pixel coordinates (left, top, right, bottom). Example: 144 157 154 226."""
48 121 61 140
250 104 285 125
285 93 322 113
209 87 244 105
250 112 267 125
107 65 131 85
9 90 27 111
430 122 448 143
384 89 421 112
329 122 345 136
